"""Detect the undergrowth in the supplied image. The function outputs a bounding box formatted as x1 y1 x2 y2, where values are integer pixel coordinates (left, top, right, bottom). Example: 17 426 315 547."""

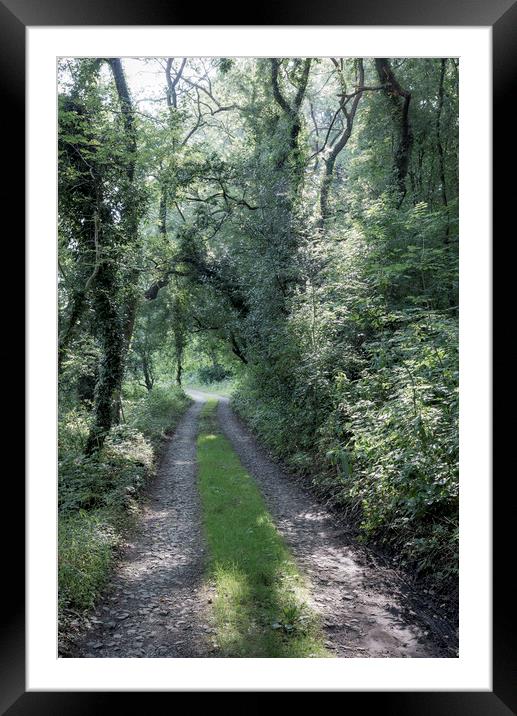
58 384 191 634
232 313 459 603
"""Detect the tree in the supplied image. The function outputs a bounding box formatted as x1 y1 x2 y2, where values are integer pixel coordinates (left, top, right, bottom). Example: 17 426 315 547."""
375 58 413 204
58 56 459 592
318 58 365 226
62 58 146 453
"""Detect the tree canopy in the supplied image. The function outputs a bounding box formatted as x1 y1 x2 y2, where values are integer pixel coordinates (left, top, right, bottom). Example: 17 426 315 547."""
58 56 459 595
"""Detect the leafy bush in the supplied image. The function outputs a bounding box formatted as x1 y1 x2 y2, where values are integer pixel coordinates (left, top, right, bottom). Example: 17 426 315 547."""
232 201 459 595
58 405 91 455
233 315 458 591
320 313 458 583
126 384 191 447
59 426 154 515
197 364 233 384
58 383 192 614
59 510 117 611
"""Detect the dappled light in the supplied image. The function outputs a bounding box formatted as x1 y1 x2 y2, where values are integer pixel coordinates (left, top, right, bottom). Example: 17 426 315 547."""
58 55 458 659
196 400 328 657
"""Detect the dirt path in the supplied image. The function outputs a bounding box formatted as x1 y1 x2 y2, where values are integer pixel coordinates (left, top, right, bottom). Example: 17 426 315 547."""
70 397 212 658
70 389 456 658
217 399 457 658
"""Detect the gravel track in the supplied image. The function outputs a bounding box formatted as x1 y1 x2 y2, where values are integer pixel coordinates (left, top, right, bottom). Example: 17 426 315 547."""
69 398 212 658
216 398 456 658
67 389 456 658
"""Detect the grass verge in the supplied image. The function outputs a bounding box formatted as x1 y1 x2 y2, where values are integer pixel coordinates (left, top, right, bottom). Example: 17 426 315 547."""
197 399 327 657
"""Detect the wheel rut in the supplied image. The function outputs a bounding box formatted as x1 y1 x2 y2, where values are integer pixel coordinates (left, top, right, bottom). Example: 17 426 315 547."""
216 398 456 658
68 390 456 658
69 398 212 658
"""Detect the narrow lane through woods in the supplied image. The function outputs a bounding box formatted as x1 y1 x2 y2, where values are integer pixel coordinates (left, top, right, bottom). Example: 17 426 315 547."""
72 390 456 658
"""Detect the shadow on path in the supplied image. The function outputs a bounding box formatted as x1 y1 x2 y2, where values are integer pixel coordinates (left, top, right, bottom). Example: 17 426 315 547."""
68 398 213 658
217 400 457 658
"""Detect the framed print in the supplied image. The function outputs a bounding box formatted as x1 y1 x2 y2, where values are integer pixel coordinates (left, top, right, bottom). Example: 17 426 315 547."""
6 0 511 711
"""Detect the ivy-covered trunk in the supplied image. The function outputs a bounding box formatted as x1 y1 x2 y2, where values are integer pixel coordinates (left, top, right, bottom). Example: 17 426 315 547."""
85 58 142 452
85 263 125 453
375 58 413 205
246 58 311 362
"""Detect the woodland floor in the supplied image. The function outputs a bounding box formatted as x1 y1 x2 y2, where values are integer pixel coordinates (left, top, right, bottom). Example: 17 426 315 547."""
67 390 457 658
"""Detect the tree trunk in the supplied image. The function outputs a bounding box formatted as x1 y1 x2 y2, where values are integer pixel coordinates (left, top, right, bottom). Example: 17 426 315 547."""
436 58 449 243
319 59 364 228
175 359 182 387
142 353 154 391
85 58 139 453
85 260 125 453
375 58 413 205
158 182 167 238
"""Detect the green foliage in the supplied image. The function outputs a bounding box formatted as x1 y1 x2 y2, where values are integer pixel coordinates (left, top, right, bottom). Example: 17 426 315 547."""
58 384 191 614
59 425 153 515
126 384 191 447
59 510 117 611
320 313 458 581
58 57 459 607
196 364 232 384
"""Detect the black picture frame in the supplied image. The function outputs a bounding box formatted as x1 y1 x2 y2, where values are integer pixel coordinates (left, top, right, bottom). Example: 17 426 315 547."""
7 0 510 711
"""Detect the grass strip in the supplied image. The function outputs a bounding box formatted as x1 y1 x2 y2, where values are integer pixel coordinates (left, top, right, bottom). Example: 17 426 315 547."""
197 398 328 657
